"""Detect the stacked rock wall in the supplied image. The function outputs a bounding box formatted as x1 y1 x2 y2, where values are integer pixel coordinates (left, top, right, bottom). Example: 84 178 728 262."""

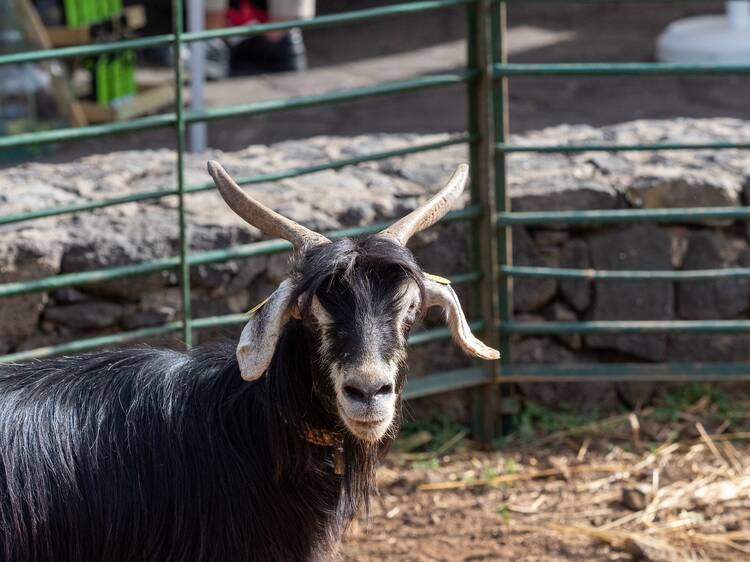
2 119 750 413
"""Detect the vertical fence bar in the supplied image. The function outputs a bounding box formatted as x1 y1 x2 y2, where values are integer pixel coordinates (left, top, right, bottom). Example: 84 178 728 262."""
173 0 194 347
467 0 499 442
466 0 483 440
187 0 208 152
493 1 513 433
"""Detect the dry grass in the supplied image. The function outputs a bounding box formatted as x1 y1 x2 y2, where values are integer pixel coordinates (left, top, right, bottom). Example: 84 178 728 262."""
343 392 750 561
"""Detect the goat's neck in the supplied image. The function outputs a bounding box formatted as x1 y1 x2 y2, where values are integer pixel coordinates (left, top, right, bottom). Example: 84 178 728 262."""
260 321 341 474
259 321 388 521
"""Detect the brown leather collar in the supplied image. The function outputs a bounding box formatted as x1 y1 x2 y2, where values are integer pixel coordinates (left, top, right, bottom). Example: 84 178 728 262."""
300 427 345 475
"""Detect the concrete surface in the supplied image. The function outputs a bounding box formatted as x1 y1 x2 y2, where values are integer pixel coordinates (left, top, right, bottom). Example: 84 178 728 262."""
9 1 750 165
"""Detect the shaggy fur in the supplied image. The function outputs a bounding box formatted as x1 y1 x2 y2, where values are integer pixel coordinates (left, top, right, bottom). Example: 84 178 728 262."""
0 236 425 562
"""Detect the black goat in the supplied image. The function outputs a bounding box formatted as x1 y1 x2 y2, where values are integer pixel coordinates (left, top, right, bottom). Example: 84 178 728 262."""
0 162 498 562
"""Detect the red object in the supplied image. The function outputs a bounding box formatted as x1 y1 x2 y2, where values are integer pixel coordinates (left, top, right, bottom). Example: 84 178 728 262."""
227 1 268 26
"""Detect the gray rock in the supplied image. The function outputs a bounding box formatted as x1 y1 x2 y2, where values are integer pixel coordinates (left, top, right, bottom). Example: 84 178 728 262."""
137 288 183 326
533 230 570 247
397 149 466 189
61 212 177 300
511 177 619 214
615 382 658 409
552 302 582 350
14 330 73 353
121 307 175 330
0 229 64 354
274 200 340 233
512 227 557 313
559 238 592 312
677 232 750 320
270 139 328 163
50 287 89 304
410 222 472 280
625 167 742 209
337 200 376 226
189 225 258 290
224 256 271 296
389 197 419 217
513 337 584 365
514 338 617 411
585 225 674 361
191 262 240 290
347 167 408 196
668 334 750 362
0 172 79 216
44 300 124 330
586 153 634 177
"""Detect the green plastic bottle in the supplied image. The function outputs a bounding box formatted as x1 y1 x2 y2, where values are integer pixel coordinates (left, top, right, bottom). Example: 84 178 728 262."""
79 0 91 24
95 55 110 105
109 0 123 18
63 0 80 26
110 53 123 103
123 50 137 97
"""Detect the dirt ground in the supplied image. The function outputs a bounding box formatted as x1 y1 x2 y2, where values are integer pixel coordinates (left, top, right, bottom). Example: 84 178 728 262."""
342 397 750 561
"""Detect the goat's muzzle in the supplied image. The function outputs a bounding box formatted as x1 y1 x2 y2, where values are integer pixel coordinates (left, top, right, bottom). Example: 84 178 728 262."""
336 366 397 442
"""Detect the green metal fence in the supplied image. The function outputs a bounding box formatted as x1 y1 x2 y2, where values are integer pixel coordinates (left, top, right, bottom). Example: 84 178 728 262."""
1 0 749 438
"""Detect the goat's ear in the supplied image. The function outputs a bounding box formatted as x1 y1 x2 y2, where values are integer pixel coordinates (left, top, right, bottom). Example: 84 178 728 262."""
236 279 296 381
424 276 500 361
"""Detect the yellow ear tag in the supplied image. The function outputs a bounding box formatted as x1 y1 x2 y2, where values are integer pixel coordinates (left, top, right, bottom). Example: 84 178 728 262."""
424 273 451 285
246 296 271 316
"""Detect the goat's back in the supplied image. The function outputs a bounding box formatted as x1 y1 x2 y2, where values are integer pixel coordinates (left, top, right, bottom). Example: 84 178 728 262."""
0 345 317 562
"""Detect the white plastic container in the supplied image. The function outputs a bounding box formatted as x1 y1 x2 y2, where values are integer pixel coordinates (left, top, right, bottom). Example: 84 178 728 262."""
657 1 750 63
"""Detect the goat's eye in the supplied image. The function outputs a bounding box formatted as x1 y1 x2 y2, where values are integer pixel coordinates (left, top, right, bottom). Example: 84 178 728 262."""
403 301 420 333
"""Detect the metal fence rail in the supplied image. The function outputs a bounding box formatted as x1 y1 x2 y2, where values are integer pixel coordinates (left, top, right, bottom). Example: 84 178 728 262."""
490 0 750 392
1 0 749 438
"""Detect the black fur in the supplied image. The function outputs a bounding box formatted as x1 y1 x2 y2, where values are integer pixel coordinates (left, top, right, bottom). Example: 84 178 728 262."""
0 235 424 562
295 236 426 372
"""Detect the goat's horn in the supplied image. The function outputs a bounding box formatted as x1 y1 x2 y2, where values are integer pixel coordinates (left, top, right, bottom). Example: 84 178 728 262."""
208 160 330 251
379 164 469 246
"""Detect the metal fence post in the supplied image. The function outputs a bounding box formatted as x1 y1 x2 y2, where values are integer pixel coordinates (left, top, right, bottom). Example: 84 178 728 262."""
173 0 194 347
467 0 499 442
493 1 514 433
187 0 208 152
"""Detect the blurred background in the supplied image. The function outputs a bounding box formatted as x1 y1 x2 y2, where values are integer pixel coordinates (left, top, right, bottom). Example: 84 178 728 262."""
2 0 749 163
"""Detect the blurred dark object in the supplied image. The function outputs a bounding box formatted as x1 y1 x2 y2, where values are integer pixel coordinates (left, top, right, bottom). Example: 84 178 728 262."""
33 0 64 26
133 0 307 75
126 0 170 36
229 28 307 75
227 0 268 27
205 38 231 80
227 0 308 75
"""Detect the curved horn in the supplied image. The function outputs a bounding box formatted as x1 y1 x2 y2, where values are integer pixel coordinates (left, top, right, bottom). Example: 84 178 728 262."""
380 163 469 246
207 160 330 250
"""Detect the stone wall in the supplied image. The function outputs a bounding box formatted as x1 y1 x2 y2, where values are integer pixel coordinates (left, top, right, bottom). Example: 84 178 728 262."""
2 118 750 413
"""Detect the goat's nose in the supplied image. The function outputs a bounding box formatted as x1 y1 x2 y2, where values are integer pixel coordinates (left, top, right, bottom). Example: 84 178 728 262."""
343 381 394 404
